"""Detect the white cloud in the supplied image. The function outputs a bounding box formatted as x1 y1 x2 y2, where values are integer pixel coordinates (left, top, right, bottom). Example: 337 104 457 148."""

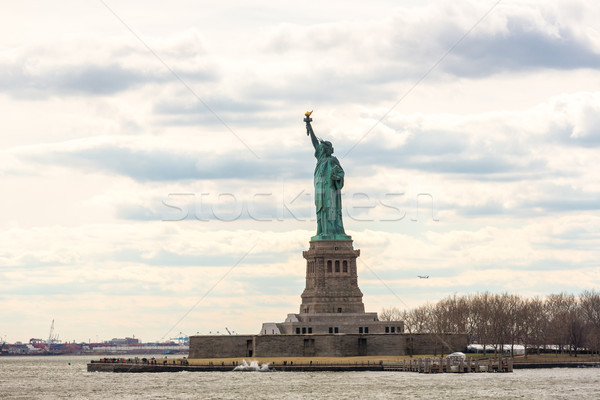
1 0 599 343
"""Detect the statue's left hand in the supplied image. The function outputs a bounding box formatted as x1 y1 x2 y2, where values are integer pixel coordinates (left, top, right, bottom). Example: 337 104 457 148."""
331 165 343 180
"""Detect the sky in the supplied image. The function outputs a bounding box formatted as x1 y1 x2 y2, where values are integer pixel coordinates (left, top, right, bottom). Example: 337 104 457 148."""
1 0 599 343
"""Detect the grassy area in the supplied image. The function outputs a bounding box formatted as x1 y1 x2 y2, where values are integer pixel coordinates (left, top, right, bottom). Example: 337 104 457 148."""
512 353 600 364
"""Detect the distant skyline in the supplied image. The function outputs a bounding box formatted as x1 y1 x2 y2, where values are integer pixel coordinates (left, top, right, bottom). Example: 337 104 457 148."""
1 0 599 343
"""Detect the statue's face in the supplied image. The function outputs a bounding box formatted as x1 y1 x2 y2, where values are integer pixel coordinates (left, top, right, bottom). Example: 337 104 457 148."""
323 142 333 156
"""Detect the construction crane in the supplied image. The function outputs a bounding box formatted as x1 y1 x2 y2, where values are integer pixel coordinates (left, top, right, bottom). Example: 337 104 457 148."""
47 320 55 352
169 332 189 344
225 327 232 335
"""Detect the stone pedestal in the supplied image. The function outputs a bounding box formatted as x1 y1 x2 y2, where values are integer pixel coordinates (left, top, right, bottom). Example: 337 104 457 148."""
300 240 364 314
259 239 404 337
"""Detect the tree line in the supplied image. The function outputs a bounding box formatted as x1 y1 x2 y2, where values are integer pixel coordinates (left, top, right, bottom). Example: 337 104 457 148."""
380 290 600 358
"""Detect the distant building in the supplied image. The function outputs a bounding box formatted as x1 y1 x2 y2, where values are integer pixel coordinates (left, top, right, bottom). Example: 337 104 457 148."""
108 337 139 346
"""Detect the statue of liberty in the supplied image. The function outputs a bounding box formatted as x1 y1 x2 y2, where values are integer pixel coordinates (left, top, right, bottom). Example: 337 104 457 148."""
304 111 351 241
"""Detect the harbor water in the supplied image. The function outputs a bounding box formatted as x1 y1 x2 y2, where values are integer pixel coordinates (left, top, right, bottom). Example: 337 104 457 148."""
1 355 599 399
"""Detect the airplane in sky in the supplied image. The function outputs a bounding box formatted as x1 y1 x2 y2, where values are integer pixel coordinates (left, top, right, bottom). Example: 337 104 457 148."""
417 275 429 279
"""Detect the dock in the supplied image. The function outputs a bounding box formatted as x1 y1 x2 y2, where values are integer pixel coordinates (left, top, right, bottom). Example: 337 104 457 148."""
88 358 386 372
383 356 513 373
88 356 513 373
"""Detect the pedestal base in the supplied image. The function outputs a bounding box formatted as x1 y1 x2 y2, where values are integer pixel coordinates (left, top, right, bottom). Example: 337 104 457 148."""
311 233 352 241
300 240 364 314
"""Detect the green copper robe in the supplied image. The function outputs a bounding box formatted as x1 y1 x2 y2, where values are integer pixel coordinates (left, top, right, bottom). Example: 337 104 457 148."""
313 141 349 240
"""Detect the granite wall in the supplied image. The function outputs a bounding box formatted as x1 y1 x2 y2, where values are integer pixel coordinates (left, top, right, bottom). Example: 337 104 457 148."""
189 333 467 358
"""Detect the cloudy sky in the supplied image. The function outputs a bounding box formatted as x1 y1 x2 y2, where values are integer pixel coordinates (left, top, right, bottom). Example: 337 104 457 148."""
1 0 599 343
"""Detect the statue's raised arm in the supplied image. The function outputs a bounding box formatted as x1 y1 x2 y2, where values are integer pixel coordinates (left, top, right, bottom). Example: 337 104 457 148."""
303 110 351 241
304 110 319 150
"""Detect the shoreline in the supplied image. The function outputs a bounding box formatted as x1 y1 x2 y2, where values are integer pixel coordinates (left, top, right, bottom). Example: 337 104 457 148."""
513 362 600 369
87 357 600 373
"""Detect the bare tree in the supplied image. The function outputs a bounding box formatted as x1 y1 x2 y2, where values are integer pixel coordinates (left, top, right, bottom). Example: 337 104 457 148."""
519 297 546 358
380 289 599 357
502 293 523 357
463 294 480 344
568 310 587 357
406 304 433 334
580 290 600 354
470 293 493 354
545 293 582 356
379 307 403 321
437 293 470 334
400 309 420 357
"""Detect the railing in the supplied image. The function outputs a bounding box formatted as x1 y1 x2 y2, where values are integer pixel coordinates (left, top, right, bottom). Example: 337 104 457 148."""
384 356 513 373
89 357 513 373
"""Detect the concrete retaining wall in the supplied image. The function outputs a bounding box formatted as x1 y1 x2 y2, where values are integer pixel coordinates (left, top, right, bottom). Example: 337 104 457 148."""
189 333 468 358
